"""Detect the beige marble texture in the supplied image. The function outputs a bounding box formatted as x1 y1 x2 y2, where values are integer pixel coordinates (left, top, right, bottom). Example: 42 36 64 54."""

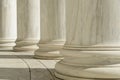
13 0 40 51
0 51 60 80
55 0 120 80
0 0 17 50
34 0 66 60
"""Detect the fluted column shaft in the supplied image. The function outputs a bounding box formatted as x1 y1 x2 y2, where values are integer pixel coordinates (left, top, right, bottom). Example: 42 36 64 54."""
34 0 65 59
14 0 40 51
55 0 120 80
0 0 17 50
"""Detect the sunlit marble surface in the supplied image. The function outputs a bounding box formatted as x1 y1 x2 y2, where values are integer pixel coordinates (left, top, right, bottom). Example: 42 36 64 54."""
0 50 60 80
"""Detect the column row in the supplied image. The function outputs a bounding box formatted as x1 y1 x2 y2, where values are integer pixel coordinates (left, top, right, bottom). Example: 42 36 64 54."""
1 0 120 80
0 0 65 59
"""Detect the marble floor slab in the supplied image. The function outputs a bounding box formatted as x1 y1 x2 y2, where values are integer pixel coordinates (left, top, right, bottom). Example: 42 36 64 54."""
0 50 61 80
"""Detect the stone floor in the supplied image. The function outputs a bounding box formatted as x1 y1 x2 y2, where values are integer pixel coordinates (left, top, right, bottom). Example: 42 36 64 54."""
0 50 61 80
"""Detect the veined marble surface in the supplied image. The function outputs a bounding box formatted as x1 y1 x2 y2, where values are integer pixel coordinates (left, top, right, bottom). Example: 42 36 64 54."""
0 50 60 80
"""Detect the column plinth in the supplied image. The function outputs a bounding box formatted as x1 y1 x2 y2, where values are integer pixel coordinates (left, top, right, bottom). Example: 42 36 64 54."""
56 48 120 80
0 39 16 50
55 0 120 79
35 40 64 59
14 39 39 51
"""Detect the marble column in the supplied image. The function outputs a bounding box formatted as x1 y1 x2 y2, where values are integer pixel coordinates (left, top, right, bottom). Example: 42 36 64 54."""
34 0 65 59
55 0 120 80
13 0 40 51
0 0 17 50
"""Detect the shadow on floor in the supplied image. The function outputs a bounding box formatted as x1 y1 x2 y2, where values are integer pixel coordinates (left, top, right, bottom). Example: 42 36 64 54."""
0 68 60 80
0 55 34 59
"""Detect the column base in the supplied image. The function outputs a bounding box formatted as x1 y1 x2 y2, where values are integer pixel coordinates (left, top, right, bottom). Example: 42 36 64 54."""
55 62 120 80
34 50 63 60
34 41 64 60
13 40 39 51
0 39 16 50
55 72 120 80
55 72 94 80
55 49 120 80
